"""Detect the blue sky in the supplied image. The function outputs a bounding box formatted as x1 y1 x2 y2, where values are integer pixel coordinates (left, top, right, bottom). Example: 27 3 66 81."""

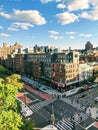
0 0 98 49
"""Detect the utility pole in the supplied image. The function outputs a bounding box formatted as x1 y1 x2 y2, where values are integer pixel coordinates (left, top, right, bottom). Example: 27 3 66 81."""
51 104 55 125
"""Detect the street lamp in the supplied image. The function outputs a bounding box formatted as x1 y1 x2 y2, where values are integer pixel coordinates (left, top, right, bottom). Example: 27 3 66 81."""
51 104 55 125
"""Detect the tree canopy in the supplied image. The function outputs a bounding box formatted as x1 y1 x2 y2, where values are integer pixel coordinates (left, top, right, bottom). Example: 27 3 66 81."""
21 119 35 130
0 110 23 130
5 74 24 90
0 65 11 78
0 75 34 130
0 78 23 130
0 78 18 112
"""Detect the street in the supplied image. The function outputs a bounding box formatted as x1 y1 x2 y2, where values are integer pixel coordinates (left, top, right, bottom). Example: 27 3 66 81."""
19 81 98 130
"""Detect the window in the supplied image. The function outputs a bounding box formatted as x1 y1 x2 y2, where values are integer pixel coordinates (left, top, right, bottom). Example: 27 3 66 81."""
75 54 78 57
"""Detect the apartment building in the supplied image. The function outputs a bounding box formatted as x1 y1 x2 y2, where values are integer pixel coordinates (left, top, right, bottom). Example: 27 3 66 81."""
79 63 93 82
0 43 81 91
0 42 22 59
13 54 25 74
80 51 98 62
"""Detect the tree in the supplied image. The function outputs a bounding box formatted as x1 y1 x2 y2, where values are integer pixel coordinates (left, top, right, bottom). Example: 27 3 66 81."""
0 65 11 78
0 78 23 130
0 110 23 130
21 119 35 130
5 74 24 90
0 78 18 112
0 75 34 130
88 76 96 82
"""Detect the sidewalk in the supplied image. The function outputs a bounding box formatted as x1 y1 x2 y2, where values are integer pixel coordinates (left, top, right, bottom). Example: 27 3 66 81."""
86 106 98 119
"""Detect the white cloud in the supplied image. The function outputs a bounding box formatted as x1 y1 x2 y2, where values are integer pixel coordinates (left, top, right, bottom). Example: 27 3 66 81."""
69 36 74 39
79 33 92 37
80 8 98 21
49 35 63 40
66 31 75 34
0 12 11 19
8 27 19 31
0 26 3 29
48 30 59 35
57 3 66 9
0 33 10 37
40 0 61 3
68 0 90 11
0 9 46 25
12 22 34 30
56 12 78 25
78 0 98 21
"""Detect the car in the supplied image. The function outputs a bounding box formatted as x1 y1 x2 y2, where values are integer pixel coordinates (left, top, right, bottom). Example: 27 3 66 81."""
77 88 85 93
84 86 89 91
78 93 86 98
94 97 98 102
96 110 98 120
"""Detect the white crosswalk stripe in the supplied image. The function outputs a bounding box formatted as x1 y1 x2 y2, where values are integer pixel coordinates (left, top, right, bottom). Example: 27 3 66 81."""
62 118 73 128
61 98 87 112
29 98 56 112
55 118 73 130
54 112 88 130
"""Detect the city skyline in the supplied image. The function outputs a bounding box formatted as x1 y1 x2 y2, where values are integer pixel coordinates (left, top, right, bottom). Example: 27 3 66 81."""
0 0 98 49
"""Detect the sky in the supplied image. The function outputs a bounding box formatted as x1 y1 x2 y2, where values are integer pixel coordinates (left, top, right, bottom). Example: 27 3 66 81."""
0 0 98 49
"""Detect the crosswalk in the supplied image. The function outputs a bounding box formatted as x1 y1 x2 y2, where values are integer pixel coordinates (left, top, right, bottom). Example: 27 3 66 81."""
61 98 86 112
29 98 56 112
55 118 73 130
54 112 88 130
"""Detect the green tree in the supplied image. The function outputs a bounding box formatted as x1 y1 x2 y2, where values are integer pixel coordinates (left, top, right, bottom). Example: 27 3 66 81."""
0 110 23 130
0 78 23 130
0 75 34 130
88 76 96 82
21 119 35 130
0 65 11 77
5 74 24 90
0 78 18 112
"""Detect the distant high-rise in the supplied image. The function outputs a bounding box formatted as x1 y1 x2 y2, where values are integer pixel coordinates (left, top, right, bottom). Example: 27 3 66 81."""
85 41 93 50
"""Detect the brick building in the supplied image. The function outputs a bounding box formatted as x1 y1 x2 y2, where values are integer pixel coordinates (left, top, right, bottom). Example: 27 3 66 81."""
3 45 95 91
13 54 25 74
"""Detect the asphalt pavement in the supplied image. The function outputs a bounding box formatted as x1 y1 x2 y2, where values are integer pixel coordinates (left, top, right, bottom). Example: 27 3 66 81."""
21 80 98 130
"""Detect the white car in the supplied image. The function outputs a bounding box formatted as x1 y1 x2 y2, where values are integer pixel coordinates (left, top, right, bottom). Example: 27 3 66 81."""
94 97 98 102
21 104 33 117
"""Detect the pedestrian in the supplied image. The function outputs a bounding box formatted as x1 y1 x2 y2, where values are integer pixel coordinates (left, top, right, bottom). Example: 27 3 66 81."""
80 116 82 121
78 112 80 116
85 107 87 113
73 121 75 128
77 99 79 103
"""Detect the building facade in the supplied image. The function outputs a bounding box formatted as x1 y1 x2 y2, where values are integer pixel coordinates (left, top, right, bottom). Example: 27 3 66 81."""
79 63 93 82
0 42 22 59
85 41 93 51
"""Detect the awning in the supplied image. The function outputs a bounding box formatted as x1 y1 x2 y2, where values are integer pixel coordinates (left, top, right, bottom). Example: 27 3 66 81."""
51 81 65 87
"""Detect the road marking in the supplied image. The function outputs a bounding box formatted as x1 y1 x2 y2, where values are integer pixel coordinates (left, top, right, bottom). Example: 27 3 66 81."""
85 122 94 129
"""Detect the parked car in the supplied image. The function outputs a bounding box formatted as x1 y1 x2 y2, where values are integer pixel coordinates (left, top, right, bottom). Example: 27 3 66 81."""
78 93 86 98
94 97 98 103
84 85 89 91
96 110 98 120
77 88 85 93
